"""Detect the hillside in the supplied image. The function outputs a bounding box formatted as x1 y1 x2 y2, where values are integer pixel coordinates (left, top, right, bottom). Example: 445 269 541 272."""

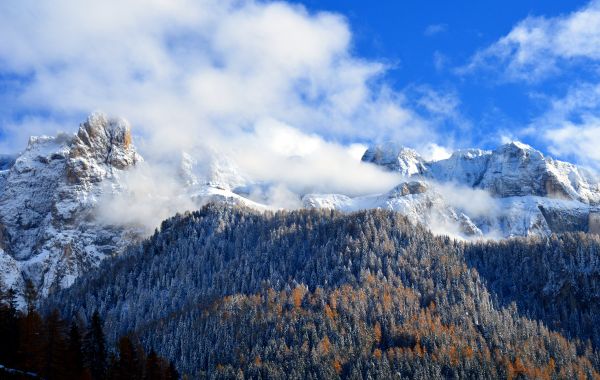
47 204 600 378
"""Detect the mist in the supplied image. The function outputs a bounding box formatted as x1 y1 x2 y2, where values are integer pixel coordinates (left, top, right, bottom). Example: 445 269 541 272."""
0 0 457 232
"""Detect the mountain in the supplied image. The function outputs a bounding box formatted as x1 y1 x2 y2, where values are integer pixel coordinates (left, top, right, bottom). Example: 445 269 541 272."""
306 141 600 238
3 114 600 300
46 205 600 378
361 143 427 176
0 113 144 297
0 114 270 299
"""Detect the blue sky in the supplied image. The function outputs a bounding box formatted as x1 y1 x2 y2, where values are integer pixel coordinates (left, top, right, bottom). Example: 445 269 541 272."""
296 0 594 151
0 0 599 170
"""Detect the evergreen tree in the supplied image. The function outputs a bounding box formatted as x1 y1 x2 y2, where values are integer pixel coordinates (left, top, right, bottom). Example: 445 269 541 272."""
67 320 85 379
0 281 19 367
144 349 161 380
116 336 142 380
84 311 107 380
44 309 68 380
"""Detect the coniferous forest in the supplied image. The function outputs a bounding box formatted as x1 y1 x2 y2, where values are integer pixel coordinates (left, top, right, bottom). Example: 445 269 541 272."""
0 284 179 380
32 204 599 379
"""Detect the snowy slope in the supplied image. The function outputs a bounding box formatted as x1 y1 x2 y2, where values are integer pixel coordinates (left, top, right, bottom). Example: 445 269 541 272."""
317 141 600 238
0 113 144 297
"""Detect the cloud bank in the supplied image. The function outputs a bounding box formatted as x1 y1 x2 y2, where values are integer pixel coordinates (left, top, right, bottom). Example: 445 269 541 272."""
0 0 448 203
0 0 438 151
0 0 458 229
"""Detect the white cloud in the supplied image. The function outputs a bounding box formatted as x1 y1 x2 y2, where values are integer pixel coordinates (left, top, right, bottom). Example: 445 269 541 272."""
529 83 600 167
223 119 404 196
0 0 475 239
0 0 443 205
459 0 600 81
0 0 434 151
420 143 451 162
544 119 600 162
433 51 447 72
424 24 447 37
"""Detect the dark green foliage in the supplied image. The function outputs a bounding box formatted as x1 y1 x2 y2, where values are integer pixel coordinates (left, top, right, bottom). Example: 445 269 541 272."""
465 233 600 347
0 294 176 379
85 311 107 380
46 204 600 378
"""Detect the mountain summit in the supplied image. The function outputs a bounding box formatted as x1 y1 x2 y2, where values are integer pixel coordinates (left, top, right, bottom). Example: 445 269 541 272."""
0 113 143 297
306 141 600 238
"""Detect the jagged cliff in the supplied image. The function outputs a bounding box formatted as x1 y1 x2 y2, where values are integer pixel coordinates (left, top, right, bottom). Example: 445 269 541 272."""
306 141 600 238
0 113 143 296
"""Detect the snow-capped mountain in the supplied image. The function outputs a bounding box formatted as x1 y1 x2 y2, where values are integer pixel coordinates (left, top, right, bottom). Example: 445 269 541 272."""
308 141 600 238
0 113 144 296
0 113 265 298
2 113 600 299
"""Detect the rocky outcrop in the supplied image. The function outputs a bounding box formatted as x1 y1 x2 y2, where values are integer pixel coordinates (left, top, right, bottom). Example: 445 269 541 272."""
304 180 484 238
361 143 427 176
67 113 140 183
0 113 143 297
388 181 428 197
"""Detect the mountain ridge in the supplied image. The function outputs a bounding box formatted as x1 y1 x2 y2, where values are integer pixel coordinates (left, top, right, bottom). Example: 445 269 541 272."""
2 114 600 300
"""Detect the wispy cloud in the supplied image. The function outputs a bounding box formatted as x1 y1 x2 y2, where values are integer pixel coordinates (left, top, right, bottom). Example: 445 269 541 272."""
424 23 447 37
457 0 600 82
0 0 451 220
453 0 600 169
529 83 600 167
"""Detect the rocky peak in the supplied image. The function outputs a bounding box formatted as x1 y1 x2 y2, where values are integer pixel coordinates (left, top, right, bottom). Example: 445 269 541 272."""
388 181 428 198
425 149 491 186
67 113 141 183
0 113 145 296
362 143 426 176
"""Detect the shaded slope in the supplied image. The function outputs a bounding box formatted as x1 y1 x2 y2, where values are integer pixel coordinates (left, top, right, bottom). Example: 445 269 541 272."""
48 205 600 378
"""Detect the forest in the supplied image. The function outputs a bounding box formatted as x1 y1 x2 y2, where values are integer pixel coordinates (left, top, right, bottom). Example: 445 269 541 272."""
0 281 179 380
38 204 600 378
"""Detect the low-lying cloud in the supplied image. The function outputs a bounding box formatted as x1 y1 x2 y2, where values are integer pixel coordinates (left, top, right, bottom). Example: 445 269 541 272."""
0 0 449 227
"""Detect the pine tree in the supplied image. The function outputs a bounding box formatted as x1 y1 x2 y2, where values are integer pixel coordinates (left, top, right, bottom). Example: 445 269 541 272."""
44 309 68 380
67 321 84 379
144 349 161 380
84 311 107 380
116 336 141 380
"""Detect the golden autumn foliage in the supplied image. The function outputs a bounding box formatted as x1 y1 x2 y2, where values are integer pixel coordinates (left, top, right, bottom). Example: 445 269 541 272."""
374 322 382 345
333 359 343 375
373 348 382 360
292 286 304 309
319 336 331 355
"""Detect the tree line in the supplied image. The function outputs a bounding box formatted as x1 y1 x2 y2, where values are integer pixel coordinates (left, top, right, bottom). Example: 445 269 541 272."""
0 280 179 380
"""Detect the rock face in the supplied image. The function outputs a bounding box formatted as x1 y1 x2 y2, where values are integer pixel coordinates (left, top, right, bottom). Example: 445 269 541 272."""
423 142 600 204
361 143 427 176
0 113 142 296
306 140 600 238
